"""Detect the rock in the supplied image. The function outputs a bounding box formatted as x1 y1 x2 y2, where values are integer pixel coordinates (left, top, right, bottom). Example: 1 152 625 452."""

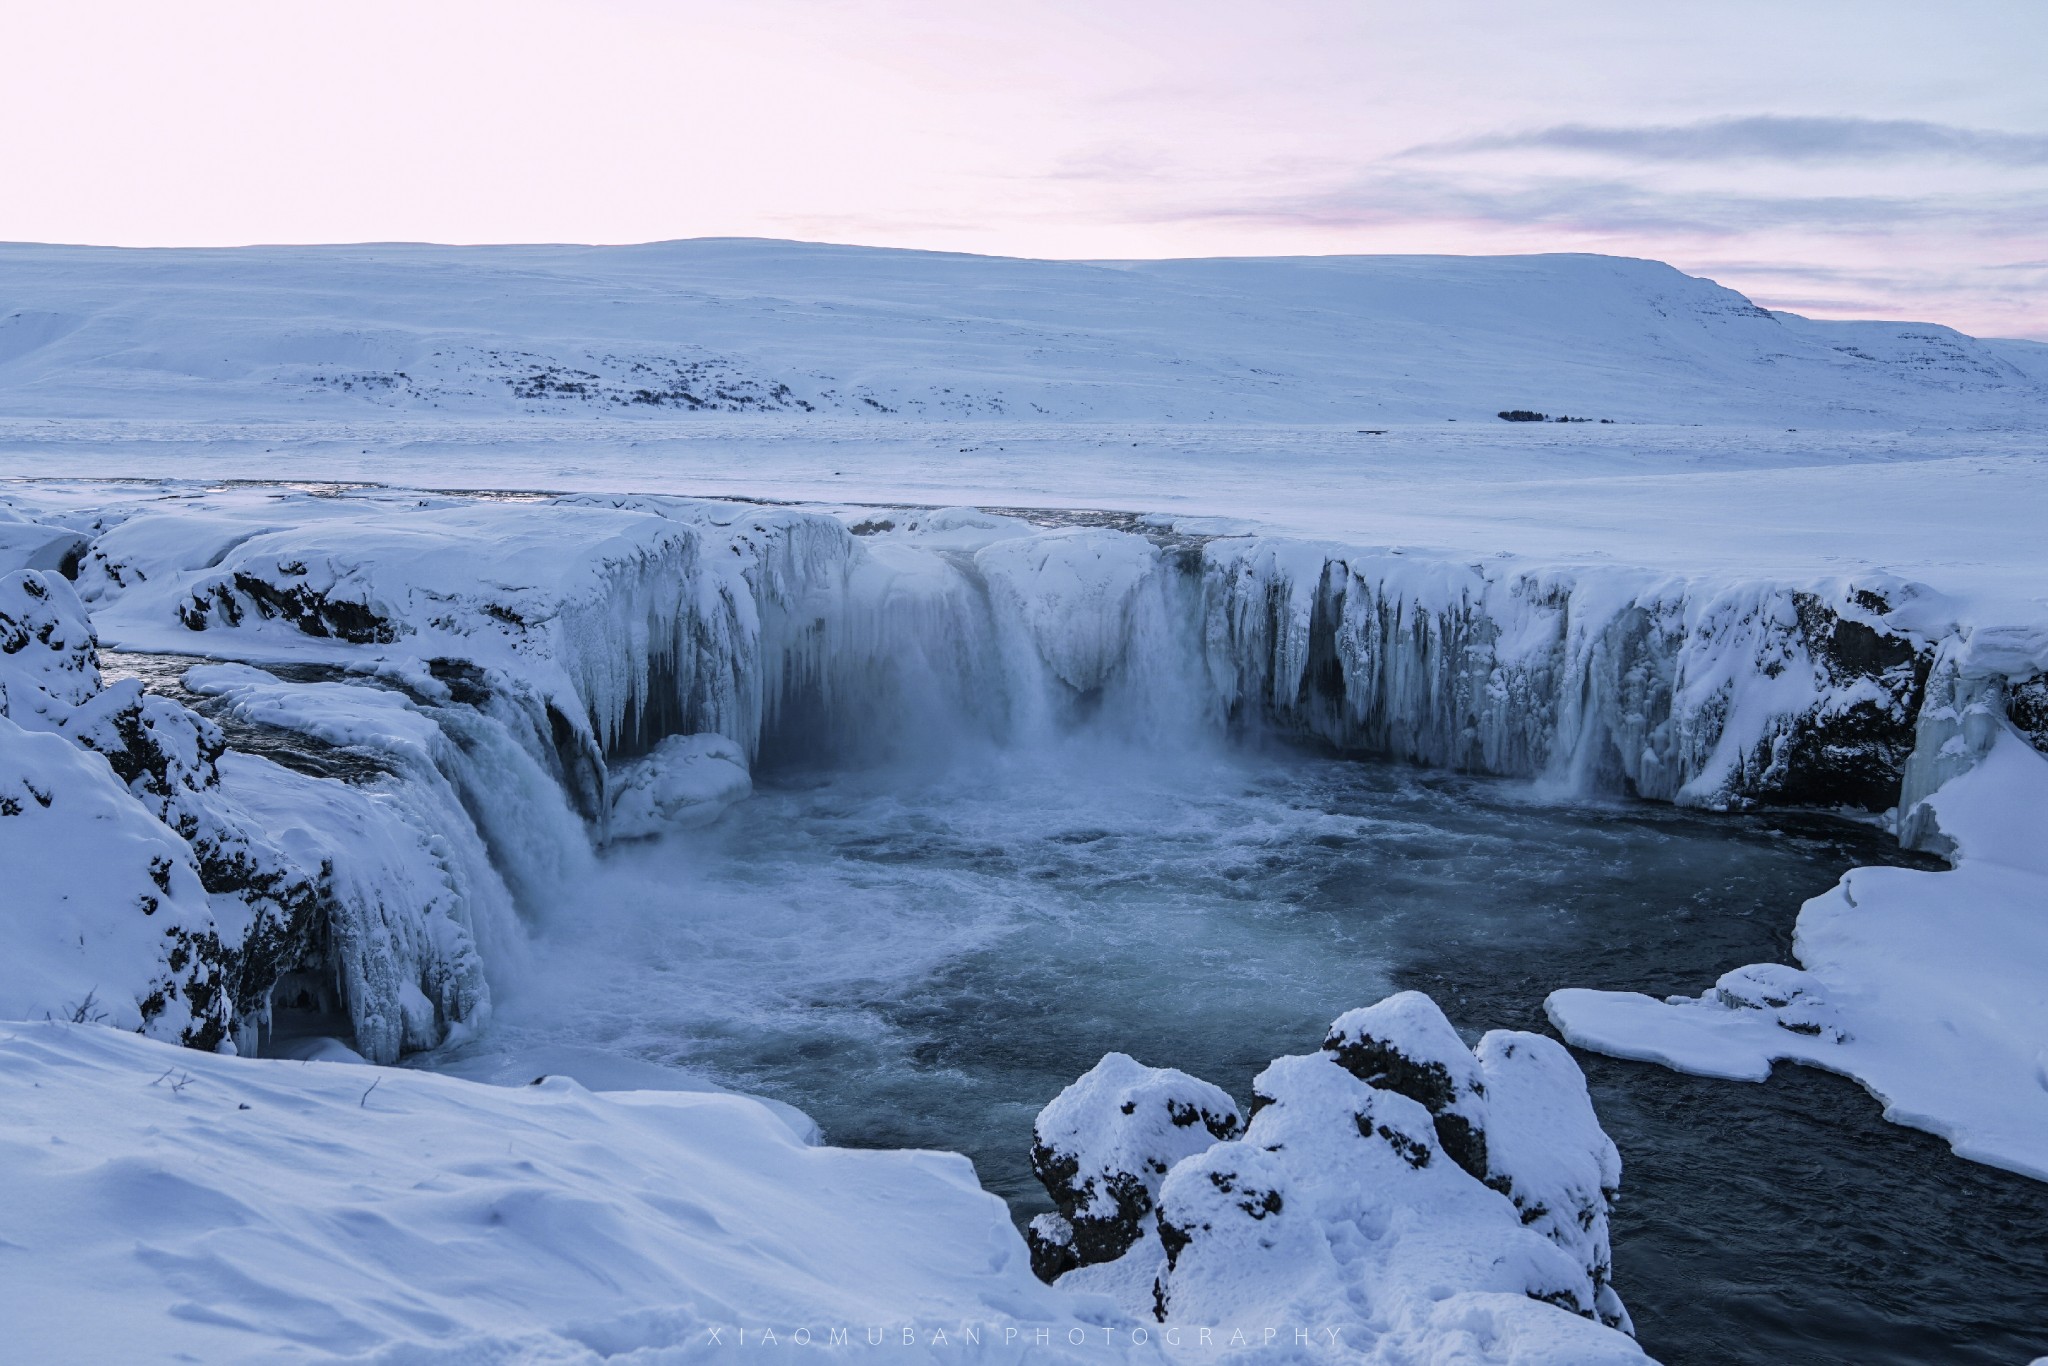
1320 990 1492 1182
1710 963 1848 1043
1032 994 1643 1357
1476 1031 1631 1331
1027 1052 1240 1274
1025 1213 1080 1283
606 733 752 840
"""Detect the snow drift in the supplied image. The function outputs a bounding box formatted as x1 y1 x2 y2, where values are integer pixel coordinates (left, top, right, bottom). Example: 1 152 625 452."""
0 1020 1125 1364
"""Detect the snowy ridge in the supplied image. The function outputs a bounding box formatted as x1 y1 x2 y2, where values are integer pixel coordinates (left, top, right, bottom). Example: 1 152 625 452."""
1 240 2044 428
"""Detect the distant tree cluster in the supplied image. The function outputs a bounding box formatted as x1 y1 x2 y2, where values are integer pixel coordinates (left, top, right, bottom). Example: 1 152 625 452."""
1496 411 1614 424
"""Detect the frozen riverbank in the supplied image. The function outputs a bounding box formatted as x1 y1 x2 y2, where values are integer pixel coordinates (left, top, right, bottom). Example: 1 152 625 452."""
6 477 2046 1169
4 466 2046 1359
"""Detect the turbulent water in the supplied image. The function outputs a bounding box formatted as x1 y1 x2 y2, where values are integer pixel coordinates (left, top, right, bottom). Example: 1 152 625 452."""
419 733 2046 1366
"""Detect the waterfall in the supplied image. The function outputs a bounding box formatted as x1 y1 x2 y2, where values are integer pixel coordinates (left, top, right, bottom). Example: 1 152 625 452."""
53 494 2036 1065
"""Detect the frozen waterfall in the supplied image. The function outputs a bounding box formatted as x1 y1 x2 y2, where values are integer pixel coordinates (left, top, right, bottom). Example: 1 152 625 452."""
12 487 2038 1066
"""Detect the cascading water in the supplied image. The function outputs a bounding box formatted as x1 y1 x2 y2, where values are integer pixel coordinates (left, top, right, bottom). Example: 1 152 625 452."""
55 495 2046 1365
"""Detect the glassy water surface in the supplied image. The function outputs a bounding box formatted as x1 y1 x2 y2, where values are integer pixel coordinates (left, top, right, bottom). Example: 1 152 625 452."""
439 740 2048 1365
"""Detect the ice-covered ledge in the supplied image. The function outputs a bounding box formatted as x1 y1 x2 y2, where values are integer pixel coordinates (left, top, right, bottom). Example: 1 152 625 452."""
1548 725 2048 1181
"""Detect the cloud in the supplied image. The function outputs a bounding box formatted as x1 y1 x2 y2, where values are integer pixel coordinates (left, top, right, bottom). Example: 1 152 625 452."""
1147 171 2048 240
1408 115 2048 166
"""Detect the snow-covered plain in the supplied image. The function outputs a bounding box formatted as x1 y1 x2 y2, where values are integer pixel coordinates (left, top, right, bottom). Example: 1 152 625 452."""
4 240 2047 1360
3 239 2043 429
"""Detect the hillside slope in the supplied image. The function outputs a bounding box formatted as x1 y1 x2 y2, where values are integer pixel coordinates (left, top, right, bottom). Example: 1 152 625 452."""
0 239 2041 428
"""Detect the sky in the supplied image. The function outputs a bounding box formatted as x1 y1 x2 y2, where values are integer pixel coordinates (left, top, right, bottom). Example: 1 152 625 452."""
4 0 2044 338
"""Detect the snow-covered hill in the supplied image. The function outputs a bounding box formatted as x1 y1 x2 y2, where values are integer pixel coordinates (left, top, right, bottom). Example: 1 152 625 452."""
1 239 2042 428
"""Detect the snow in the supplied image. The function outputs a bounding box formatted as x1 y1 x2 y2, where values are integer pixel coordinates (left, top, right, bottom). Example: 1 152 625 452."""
0 241 2041 429
1025 995 1644 1362
1549 725 2048 1180
0 1020 1131 1364
4 238 2047 1357
606 732 752 840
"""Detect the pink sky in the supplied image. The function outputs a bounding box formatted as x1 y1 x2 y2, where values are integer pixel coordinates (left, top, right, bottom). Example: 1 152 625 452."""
5 0 2044 337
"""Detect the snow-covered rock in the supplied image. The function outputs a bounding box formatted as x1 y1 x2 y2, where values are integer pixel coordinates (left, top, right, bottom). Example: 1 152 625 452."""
1474 1032 1630 1333
0 714 228 1043
1153 1052 1637 1360
1028 996 1642 1361
607 732 752 839
1027 1052 1241 1277
1320 991 1495 1182
1 569 500 1063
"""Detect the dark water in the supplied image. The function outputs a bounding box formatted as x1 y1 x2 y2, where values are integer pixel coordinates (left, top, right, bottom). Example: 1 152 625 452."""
510 743 2048 1363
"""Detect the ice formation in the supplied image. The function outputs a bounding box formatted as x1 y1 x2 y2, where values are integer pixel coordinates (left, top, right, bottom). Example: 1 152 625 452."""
10 485 2046 1079
1025 993 1642 1362
1 568 500 1063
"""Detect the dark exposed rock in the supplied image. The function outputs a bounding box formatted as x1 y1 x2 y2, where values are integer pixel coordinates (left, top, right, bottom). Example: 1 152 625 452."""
1025 1213 1081 1283
1323 991 1491 1182
2008 675 2048 756
178 571 396 644
1748 593 1930 810
1026 1052 1239 1279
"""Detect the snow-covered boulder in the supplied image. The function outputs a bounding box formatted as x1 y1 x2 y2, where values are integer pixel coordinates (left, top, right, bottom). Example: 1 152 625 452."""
1475 1031 1630 1332
607 732 752 840
0 569 103 719
1026 1052 1240 1278
1030 996 1642 1360
1320 990 1494 1183
1153 1051 1637 1359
